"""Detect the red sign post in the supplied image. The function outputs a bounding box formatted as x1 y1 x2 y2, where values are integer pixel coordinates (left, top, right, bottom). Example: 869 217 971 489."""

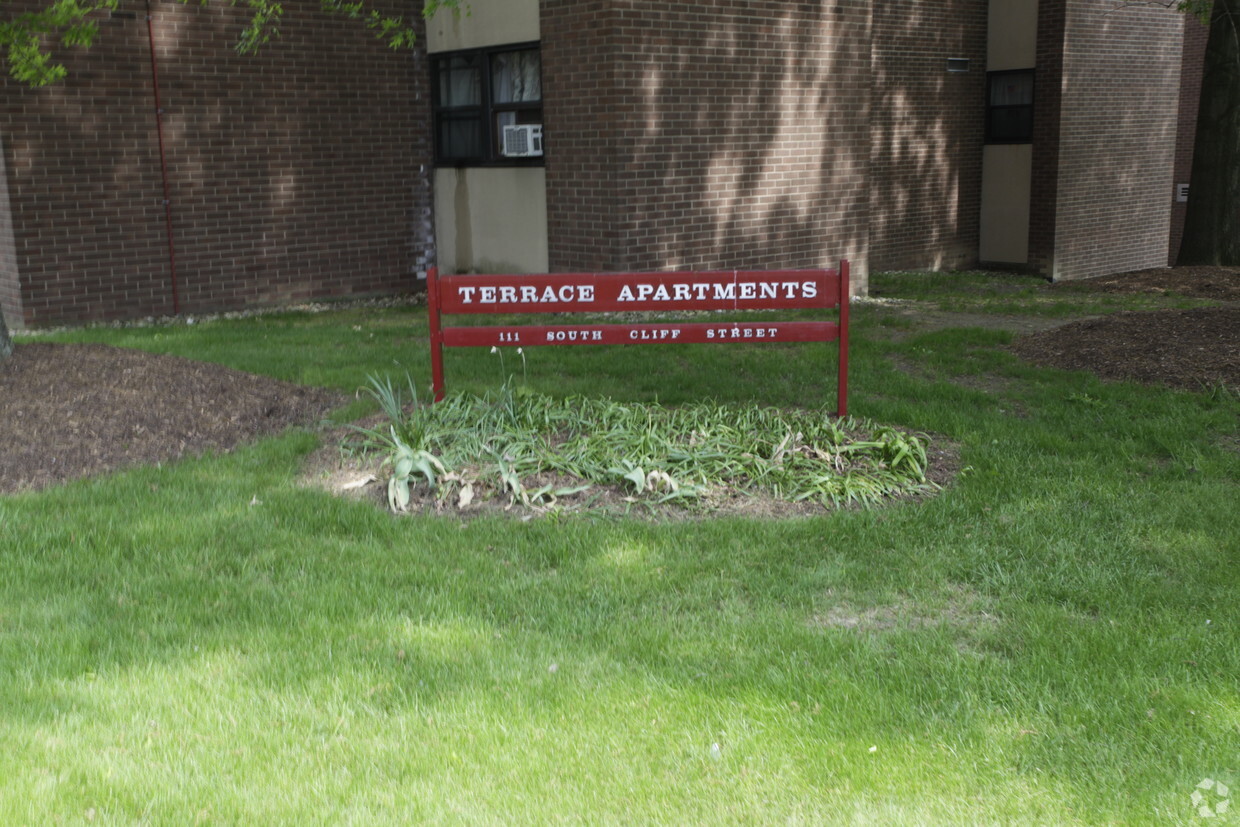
427 263 851 414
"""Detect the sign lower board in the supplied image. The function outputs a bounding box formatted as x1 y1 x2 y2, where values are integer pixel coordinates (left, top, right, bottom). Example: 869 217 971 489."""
442 321 840 348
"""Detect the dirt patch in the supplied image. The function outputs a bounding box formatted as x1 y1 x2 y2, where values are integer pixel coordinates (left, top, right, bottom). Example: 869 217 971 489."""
810 586 999 634
876 266 1240 393
1011 307 1239 392
871 307 1074 338
890 353 1026 401
1058 265 1240 300
0 343 343 494
1024 266 1239 391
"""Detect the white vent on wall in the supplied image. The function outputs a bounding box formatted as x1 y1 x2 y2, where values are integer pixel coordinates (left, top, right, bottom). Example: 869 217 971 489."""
1176 183 1190 203
501 124 544 158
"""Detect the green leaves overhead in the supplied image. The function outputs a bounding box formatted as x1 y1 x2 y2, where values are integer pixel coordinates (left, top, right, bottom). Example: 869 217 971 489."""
0 0 461 86
1178 0 1214 22
1 0 117 86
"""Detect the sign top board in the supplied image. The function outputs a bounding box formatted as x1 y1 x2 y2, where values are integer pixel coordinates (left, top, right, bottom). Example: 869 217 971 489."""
435 269 840 315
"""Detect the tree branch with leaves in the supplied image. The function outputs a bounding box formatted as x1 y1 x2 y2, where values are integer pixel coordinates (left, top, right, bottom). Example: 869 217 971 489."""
0 0 461 86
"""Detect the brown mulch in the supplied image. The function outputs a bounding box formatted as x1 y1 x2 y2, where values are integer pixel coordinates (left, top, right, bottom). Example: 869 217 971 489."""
1055 264 1240 300
1 265 1236 497
1012 265 1240 392
1011 306 1239 392
0 343 343 494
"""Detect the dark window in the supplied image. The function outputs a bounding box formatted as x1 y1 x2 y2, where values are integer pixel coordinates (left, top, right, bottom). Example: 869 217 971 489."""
986 70 1034 143
433 44 542 165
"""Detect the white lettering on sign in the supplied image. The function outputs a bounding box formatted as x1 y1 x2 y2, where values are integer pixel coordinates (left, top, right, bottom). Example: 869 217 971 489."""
615 281 818 302
707 327 779 339
628 329 683 341
546 329 604 343
456 284 596 305
456 279 817 306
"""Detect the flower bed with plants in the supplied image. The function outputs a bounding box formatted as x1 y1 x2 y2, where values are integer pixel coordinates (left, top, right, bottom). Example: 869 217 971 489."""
339 373 937 518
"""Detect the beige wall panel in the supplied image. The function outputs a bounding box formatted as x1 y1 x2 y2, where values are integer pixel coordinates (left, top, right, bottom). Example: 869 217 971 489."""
426 0 540 53
987 0 1037 70
979 144 1032 263
434 167 549 274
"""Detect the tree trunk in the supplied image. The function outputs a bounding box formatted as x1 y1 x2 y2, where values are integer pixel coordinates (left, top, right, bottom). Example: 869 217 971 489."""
0 306 11 362
1179 0 1240 265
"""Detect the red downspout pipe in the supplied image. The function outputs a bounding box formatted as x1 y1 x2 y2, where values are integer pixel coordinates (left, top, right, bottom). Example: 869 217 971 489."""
144 0 180 315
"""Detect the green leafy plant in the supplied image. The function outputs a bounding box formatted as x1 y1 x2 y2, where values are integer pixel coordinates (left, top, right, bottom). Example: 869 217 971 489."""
359 375 934 513
386 433 446 512
346 372 449 512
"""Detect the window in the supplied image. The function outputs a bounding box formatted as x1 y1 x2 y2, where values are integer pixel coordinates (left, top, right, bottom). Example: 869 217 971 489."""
986 70 1033 143
433 44 542 165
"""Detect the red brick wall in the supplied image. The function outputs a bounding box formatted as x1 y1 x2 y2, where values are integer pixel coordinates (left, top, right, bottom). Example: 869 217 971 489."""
1 9 167 327
543 0 871 291
868 0 987 273
1041 1 1184 281
1170 13 1207 264
540 0 623 273
0 0 433 328
1028 0 1067 277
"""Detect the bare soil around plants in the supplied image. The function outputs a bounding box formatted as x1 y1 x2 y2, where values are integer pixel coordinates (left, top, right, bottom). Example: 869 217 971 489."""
1 266 1236 497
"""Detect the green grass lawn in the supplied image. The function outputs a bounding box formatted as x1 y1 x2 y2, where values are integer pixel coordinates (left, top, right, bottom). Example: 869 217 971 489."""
868 269 1222 316
3 273 1237 824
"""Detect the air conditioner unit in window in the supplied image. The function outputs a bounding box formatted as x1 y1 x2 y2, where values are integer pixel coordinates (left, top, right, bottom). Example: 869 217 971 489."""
501 124 543 158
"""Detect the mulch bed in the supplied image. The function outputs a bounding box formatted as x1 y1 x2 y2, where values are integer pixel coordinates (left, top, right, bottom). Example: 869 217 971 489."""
1013 266 1240 392
0 343 343 493
1 266 1236 496
1055 265 1240 300
1011 306 1239 392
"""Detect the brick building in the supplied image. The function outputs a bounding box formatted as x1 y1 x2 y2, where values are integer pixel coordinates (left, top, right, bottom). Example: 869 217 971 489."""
0 0 1205 328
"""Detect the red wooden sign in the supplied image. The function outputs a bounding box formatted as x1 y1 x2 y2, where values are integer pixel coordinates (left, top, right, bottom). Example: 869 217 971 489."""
426 263 851 414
